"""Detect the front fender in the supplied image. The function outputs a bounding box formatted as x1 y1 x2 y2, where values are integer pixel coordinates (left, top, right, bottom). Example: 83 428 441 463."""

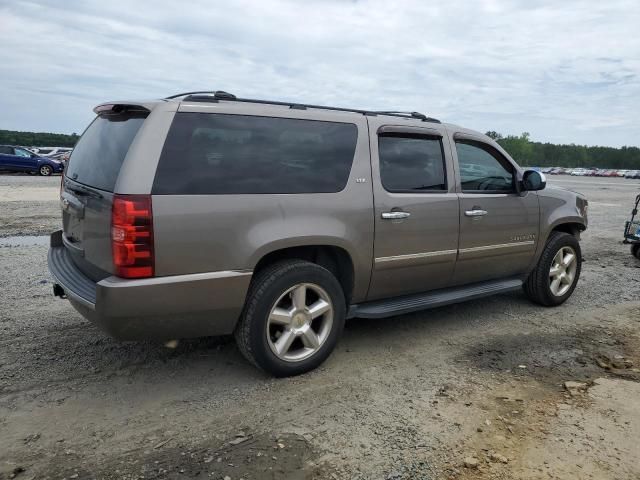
39 160 63 172
527 187 588 271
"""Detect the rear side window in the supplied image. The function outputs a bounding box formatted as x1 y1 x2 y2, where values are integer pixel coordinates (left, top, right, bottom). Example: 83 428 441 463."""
153 113 358 194
378 134 446 192
66 113 147 192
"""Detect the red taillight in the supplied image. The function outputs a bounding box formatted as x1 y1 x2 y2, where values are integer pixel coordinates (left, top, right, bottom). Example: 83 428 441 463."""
111 194 154 278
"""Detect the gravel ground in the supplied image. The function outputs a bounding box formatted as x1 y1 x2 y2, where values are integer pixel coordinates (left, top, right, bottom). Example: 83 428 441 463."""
1 174 640 480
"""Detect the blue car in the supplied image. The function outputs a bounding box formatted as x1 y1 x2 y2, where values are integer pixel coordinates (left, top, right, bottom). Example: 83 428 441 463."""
0 145 64 176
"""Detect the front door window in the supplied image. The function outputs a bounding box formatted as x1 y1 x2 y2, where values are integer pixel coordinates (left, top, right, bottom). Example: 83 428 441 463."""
455 141 514 193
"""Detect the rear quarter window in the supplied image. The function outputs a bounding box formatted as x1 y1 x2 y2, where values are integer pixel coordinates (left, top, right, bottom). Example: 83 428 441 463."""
152 113 358 194
66 113 147 192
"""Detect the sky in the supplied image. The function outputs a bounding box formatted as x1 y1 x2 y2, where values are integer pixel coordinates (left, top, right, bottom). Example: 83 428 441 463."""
0 0 639 147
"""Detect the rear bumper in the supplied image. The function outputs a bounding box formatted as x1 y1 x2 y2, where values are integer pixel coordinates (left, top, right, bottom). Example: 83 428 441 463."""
47 230 252 340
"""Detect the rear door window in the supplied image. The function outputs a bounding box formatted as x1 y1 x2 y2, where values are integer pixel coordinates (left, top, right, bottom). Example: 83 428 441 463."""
152 113 358 194
65 113 147 192
378 134 447 192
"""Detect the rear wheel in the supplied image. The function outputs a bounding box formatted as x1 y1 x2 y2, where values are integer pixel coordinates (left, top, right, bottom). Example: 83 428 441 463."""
524 231 581 306
39 165 53 176
235 260 346 377
632 244 640 260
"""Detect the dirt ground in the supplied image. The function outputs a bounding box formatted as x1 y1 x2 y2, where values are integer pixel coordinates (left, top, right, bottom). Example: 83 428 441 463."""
1 174 640 480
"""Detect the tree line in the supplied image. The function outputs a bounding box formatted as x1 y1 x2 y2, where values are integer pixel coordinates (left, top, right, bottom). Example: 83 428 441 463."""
487 131 640 169
0 129 79 148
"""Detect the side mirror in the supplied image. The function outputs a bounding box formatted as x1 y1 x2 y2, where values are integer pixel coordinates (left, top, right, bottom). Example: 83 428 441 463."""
522 170 546 191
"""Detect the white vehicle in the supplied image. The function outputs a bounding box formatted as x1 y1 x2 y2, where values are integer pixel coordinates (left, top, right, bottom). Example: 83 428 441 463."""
570 168 588 176
28 147 73 158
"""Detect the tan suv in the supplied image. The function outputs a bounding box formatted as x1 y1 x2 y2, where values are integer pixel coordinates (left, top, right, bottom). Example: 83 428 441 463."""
48 91 588 376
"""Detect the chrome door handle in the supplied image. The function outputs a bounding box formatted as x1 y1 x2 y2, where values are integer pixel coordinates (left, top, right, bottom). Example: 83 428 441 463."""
465 209 488 217
381 211 411 220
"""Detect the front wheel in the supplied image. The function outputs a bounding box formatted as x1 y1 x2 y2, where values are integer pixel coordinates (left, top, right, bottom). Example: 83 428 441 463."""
38 165 53 176
235 260 346 377
632 244 640 260
524 231 582 306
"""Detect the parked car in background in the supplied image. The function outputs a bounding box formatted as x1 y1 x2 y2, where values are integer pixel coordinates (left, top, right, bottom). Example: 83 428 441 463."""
570 168 587 176
51 150 73 162
459 163 491 178
0 145 64 176
625 170 640 179
28 147 73 158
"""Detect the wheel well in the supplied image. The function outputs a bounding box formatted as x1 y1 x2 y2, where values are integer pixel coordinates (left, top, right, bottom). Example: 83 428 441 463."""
254 246 355 303
551 222 585 238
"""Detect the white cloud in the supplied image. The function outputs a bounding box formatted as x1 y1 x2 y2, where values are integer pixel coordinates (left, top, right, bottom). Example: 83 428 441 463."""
0 0 638 146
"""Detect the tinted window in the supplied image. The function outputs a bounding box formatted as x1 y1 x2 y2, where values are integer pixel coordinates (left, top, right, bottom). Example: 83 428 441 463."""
456 141 514 192
0 146 12 154
378 134 446 192
66 113 147 192
153 113 358 194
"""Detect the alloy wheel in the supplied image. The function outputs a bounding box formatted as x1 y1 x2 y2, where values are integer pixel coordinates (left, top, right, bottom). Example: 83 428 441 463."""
549 246 577 296
266 283 333 362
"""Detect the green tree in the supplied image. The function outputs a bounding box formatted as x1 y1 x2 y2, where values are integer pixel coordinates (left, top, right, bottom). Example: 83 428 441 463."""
487 131 640 169
0 129 79 148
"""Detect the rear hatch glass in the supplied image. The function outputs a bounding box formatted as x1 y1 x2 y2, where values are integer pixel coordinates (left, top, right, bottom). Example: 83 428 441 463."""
62 111 148 279
66 112 147 192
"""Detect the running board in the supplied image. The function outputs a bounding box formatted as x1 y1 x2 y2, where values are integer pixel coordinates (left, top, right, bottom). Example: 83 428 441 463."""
348 278 523 319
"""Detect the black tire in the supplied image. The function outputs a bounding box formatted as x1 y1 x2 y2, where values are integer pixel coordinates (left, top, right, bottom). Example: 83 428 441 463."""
234 260 346 377
524 231 582 306
632 244 640 260
39 165 53 176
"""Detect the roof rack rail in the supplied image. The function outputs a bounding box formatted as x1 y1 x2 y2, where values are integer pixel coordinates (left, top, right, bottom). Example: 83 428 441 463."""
173 91 441 123
165 90 236 100
376 111 438 122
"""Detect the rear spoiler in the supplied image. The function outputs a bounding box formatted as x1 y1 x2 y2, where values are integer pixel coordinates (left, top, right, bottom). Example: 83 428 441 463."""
93 103 151 115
